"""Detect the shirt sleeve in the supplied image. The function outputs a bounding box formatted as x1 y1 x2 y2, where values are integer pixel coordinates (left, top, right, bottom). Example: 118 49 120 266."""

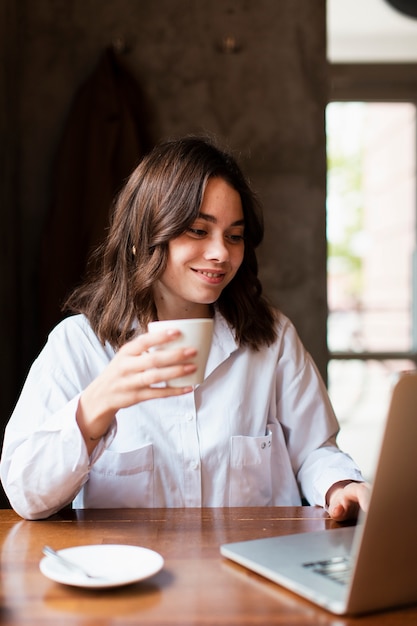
0 318 116 519
275 319 364 508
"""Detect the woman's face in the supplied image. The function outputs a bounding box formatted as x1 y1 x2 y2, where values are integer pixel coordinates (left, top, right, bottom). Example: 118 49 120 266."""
154 177 245 319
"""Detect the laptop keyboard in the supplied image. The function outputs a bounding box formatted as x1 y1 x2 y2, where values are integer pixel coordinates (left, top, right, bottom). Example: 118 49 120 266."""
303 556 351 585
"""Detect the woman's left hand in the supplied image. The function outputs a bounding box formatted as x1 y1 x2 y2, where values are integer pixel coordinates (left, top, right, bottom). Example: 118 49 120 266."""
326 480 371 522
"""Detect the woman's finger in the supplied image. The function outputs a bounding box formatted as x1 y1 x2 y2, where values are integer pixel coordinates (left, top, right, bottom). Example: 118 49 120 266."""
121 328 183 356
136 361 197 389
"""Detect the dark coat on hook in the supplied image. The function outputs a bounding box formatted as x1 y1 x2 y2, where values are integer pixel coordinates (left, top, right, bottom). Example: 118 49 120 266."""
38 47 153 345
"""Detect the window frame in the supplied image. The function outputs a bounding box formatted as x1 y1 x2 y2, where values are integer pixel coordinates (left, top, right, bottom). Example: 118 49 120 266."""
327 62 417 369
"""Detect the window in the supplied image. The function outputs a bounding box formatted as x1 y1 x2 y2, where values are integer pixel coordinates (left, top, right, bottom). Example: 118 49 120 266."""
326 98 417 480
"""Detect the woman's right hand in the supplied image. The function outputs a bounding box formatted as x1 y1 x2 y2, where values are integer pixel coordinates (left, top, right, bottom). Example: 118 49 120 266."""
76 328 197 452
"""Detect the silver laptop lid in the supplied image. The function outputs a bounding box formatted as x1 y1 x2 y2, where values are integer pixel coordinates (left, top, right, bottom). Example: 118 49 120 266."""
220 372 417 615
345 371 417 614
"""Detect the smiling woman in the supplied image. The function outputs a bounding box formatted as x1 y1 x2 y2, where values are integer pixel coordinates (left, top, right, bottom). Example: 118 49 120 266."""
154 178 245 321
1 136 366 522
61 136 270 351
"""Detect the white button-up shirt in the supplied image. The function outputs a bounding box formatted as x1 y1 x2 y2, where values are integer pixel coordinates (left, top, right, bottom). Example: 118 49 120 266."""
0 312 363 519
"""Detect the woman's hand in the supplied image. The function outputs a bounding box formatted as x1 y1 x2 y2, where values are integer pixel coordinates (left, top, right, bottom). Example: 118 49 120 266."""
76 328 197 453
326 480 371 522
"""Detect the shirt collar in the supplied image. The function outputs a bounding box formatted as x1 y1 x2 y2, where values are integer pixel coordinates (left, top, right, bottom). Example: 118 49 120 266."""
205 310 239 376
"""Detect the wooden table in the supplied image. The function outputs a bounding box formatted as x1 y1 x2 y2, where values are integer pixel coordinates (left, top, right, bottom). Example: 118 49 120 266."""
1 506 416 625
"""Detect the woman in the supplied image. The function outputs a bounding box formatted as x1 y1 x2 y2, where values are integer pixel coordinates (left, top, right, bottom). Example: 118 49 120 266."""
1 136 368 520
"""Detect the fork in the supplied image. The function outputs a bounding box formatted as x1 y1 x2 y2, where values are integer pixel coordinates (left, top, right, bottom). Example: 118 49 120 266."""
42 545 104 579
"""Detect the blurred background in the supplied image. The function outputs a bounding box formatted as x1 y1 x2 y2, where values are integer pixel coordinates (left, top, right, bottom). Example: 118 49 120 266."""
1 1 416 507
327 0 417 478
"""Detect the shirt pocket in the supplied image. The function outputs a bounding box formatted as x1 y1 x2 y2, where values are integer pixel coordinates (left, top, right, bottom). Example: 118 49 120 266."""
82 443 154 508
229 430 272 506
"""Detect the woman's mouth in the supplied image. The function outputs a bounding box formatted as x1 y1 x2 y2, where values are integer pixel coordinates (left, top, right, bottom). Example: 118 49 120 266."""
193 269 225 283
199 270 223 278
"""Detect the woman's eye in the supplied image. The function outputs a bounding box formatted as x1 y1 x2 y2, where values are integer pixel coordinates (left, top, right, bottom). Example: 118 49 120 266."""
187 227 207 237
228 233 245 243
186 227 244 242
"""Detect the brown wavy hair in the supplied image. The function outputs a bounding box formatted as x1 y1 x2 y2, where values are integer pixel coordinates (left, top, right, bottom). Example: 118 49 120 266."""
64 136 277 349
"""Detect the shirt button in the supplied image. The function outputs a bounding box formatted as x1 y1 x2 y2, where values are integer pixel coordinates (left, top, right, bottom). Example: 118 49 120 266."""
191 462 199 470
187 414 194 421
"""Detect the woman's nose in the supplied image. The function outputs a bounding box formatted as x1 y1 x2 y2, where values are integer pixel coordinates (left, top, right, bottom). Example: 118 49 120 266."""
204 236 229 262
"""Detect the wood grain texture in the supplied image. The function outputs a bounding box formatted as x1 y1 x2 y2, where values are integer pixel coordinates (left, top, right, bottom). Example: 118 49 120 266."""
1 506 416 624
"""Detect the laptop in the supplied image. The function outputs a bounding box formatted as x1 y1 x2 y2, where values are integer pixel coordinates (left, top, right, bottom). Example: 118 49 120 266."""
220 371 417 616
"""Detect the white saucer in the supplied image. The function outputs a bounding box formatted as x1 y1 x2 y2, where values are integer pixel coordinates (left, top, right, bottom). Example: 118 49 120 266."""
39 544 164 589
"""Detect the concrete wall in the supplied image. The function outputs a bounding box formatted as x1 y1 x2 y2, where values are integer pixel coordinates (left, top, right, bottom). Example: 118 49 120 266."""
1 0 328 428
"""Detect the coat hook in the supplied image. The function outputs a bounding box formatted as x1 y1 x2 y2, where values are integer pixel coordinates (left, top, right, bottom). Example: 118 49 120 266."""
112 37 130 54
217 35 242 54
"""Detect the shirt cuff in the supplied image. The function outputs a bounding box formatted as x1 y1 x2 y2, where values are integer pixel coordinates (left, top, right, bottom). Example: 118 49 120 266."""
88 418 117 466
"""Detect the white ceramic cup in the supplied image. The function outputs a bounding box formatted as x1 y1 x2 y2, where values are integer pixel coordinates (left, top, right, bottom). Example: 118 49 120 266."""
147 318 214 387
